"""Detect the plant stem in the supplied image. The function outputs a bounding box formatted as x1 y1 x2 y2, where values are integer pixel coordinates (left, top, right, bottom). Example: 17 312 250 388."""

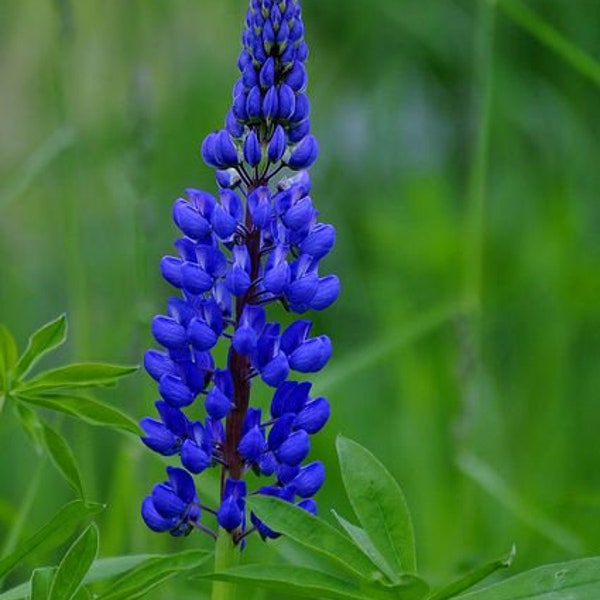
211 528 240 600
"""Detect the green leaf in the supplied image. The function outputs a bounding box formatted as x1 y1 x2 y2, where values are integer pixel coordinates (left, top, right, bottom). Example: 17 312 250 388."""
41 420 85 498
20 363 138 392
427 546 515 600
30 568 57 600
95 549 212 600
0 324 18 396
332 510 398 584
0 500 103 580
71 588 91 600
14 314 67 381
337 436 417 575
13 403 44 452
203 564 369 600
17 393 140 435
454 556 600 600
0 554 185 600
248 496 383 582
48 523 99 600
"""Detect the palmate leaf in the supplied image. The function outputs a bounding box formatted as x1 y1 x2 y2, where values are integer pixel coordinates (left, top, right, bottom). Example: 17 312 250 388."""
205 564 427 600
0 500 103 580
41 420 85 498
19 363 138 392
247 496 384 581
427 547 515 600
14 314 67 381
336 436 417 575
204 564 369 600
17 393 140 435
48 524 99 600
454 556 600 600
0 554 201 600
95 549 212 600
13 403 44 452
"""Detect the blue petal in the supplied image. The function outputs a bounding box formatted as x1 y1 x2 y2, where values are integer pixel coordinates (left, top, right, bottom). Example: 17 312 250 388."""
291 461 325 498
294 396 330 434
289 335 332 373
141 496 175 532
144 349 175 382
152 482 186 518
181 439 211 474
217 496 243 531
309 275 340 311
239 426 265 462
160 256 183 288
167 466 197 505
159 374 194 408
172 199 211 239
188 318 218 351
260 352 289 387
205 386 232 419
181 262 214 295
276 429 310 466
152 316 187 349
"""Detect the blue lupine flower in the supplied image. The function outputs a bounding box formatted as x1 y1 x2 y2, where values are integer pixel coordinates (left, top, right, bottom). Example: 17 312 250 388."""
140 0 338 544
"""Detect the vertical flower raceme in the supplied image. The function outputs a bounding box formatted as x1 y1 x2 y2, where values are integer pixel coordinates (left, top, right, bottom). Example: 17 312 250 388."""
141 0 338 544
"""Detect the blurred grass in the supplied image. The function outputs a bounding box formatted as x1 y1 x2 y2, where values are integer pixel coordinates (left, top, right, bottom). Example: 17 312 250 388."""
0 0 599 598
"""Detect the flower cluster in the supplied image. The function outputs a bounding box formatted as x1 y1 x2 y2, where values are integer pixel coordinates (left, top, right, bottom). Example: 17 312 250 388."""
140 0 338 543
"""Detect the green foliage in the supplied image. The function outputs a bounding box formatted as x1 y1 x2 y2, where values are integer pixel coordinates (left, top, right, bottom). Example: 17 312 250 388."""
47 524 99 600
454 557 600 600
0 316 138 494
336 436 417 574
0 501 103 581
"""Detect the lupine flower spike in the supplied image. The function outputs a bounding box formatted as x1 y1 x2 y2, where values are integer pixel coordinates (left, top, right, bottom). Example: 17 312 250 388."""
141 0 338 546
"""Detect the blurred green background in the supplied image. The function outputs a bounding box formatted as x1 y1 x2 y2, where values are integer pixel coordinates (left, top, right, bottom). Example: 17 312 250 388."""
1 0 599 597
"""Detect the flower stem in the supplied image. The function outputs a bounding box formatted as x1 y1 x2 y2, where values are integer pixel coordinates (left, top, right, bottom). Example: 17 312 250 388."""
211 528 239 600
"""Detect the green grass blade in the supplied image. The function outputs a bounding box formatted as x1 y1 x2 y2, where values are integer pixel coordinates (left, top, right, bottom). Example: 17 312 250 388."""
337 437 417 575
0 127 76 212
455 556 600 600
427 546 515 600
497 0 600 89
247 496 383 581
0 500 104 580
458 454 584 554
315 301 465 393
14 314 67 381
48 524 99 600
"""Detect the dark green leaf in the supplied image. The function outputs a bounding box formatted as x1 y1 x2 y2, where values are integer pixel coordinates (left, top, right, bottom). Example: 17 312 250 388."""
21 363 138 392
95 550 212 600
41 420 85 498
30 568 57 600
0 324 18 395
71 588 91 600
428 547 515 600
0 500 104 580
332 510 398 584
337 436 417 574
14 402 44 452
248 496 382 581
14 314 67 380
203 564 369 600
48 523 99 600
18 393 140 435
454 556 600 600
